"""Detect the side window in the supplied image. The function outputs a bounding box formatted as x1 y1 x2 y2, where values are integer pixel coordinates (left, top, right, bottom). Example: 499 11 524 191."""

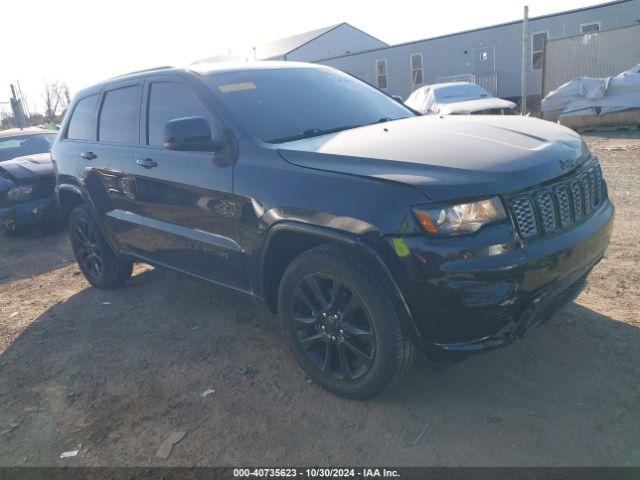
410 53 423 86
376 60 388 90
147 82 214 147
531 31 549 70
98 85 141 144
581 22 600 34
66 94 99 141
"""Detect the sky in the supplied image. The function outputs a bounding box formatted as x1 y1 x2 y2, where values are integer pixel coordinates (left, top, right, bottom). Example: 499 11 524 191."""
1 0 611 113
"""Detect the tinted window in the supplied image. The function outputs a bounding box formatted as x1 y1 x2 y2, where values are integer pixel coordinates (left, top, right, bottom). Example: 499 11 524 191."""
98 86 141 144
0 134 56 162
67 94 99 141
204 68 413 143
147 82 212 146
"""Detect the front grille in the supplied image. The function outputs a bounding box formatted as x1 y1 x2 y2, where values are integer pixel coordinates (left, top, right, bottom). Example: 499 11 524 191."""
508 158 608 241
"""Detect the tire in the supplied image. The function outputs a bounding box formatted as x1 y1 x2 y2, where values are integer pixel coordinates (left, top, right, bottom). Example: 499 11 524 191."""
278 243 416 399
68 205 132 289
0 218 18 237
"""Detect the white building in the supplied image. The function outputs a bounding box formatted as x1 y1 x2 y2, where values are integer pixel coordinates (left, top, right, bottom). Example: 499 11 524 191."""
196 0 640 111
196 23 387 63
317 0 640 109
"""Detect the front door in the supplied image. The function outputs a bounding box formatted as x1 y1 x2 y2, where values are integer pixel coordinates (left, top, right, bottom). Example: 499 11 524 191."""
129 77 246 289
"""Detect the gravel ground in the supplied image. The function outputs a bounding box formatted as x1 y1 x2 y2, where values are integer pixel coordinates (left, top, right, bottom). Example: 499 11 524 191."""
0 133 639 466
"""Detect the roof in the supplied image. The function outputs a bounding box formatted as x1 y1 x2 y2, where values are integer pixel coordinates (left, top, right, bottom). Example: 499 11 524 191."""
316 0 637 61
0 127 57 138
195 22 387 63
72 61 330 100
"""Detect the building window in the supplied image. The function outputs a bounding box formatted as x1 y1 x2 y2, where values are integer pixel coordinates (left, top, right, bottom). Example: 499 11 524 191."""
581 22 601 34
531 31 549 70
480 51 489 61
410 53 423 86
376 59 388 89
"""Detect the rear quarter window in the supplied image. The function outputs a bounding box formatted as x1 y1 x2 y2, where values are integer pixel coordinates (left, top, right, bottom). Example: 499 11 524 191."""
66 94 99 141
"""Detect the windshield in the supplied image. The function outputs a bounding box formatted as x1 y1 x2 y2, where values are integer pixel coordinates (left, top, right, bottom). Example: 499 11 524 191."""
434 83 493 104
204 67 414 143
0 133 56 162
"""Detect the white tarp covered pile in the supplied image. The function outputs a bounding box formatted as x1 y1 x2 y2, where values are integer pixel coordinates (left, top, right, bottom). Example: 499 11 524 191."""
542 64 640 117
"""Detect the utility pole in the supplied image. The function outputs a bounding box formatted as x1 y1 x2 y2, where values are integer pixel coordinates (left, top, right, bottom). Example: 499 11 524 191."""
521 5 529 115
10 84 28 128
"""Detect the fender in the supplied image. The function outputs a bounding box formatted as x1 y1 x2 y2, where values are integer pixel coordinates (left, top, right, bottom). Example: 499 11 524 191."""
259 221 423 343
55 182 85 200
56 182 124 255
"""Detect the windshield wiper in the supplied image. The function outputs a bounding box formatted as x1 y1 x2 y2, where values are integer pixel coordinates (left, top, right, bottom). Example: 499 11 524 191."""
268 118 400 144
267 124 362 143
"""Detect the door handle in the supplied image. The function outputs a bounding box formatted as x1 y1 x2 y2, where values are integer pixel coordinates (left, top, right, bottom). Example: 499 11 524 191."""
136 158 158 169
80 152 97 160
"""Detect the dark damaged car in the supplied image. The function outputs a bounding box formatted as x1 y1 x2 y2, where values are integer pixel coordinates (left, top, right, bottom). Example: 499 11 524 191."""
0 128 58 235
52 63 613 398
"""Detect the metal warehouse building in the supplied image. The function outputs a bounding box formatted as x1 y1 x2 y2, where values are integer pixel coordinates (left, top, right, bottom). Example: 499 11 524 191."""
316 0 640 108
196 23 388 63
197 0 640 110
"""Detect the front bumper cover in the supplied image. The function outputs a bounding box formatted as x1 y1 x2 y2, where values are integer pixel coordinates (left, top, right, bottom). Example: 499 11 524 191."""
376 199 614 356
0 196 60 232
429 254 597 353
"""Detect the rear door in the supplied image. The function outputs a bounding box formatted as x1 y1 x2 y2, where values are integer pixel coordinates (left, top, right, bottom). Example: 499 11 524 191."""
130 75 246 289
54 92 101 191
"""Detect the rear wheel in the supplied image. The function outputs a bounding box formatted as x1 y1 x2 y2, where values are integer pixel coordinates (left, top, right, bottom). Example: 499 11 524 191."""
278 244 415 399
69 205 132 289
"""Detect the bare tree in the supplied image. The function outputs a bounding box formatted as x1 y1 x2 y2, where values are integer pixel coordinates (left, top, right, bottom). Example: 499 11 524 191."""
43 81 72 122
43 82 60 122
59 83 71 114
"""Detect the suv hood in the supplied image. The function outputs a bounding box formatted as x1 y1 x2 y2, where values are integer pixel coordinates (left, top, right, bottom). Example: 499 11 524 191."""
0 153 53 184
277 115 587 202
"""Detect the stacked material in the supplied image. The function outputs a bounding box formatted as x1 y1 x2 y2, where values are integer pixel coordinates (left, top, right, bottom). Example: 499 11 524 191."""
542 65 640 129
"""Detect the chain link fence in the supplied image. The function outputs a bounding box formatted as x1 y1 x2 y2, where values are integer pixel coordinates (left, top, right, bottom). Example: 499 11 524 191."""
543 24 640 96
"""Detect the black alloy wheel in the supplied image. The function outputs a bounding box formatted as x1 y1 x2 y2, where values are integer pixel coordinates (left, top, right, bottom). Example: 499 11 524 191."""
291 273 376 381
68 205 132 289
73 218 103 281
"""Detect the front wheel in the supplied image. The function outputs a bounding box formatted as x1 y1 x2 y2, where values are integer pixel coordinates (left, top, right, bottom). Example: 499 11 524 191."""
278 244 416 399
69 205 132 289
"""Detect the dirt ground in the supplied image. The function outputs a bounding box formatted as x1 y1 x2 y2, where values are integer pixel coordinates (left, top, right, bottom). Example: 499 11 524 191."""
1 133 639 467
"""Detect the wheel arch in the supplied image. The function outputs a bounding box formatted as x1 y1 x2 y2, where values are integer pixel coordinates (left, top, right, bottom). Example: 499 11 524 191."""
259 222 423 343
56 184 86 227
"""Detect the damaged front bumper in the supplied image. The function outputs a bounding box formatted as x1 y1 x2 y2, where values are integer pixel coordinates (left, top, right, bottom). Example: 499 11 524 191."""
0 196 60 233
377 199 614 360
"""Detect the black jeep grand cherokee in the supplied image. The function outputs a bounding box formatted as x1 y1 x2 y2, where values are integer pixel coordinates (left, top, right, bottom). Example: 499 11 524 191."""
53 62 613 398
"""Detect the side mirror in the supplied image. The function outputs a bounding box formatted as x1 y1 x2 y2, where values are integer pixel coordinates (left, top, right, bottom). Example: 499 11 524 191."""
164 116 226 153
392 95 404 103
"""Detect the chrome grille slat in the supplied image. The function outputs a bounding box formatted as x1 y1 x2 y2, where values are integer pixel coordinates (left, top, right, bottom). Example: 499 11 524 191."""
581 175 593 215
509 159 607 241
571 181 584 221
510 197 538 239
534 190 557 233
553 186 572 227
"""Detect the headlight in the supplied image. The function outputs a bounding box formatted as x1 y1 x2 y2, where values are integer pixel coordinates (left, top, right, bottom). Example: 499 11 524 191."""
7 185 33 201
413 197 507 236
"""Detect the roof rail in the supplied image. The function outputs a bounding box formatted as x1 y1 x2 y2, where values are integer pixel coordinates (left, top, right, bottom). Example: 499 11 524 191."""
108 65 174 80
